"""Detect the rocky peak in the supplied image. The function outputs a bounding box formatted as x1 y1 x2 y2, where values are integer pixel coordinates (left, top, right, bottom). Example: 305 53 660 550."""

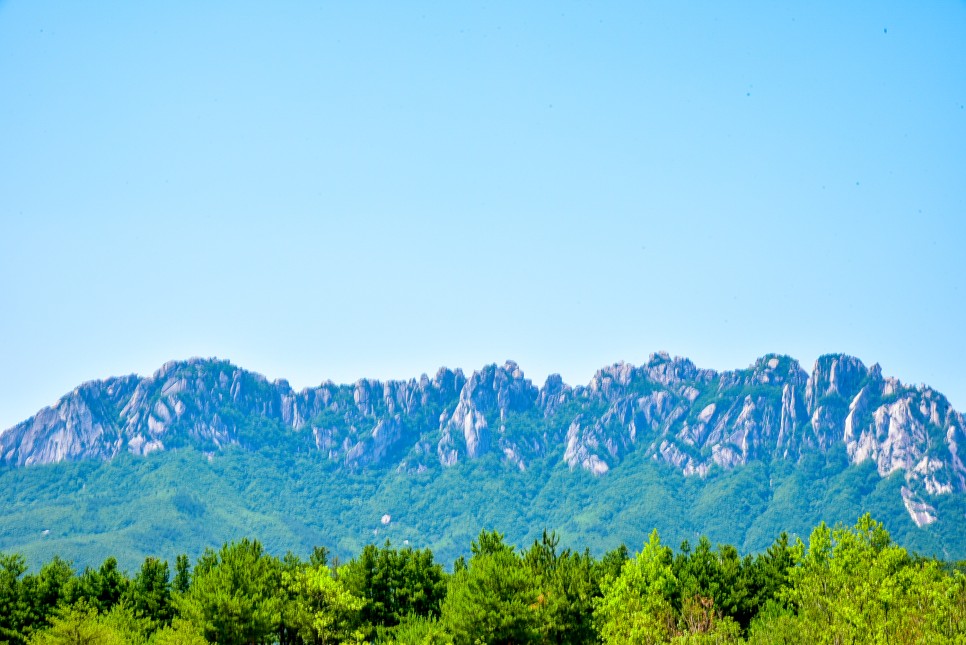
588 362 636 400
0 375 139 466
806 354 869 411
536 374 571 416
868 362 883 383
436 362 538 464
353 379 382 416
429 367 466 402
642 353 703 387
748 355 808 387
457 361 538 419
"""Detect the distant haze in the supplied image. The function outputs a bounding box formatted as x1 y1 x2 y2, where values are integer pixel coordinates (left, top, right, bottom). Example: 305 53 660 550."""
1 2 964 430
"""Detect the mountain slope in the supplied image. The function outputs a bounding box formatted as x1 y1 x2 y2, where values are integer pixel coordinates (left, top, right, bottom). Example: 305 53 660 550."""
2 353 965 567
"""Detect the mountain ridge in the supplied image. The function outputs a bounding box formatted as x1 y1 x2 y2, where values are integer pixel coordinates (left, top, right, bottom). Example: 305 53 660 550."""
3 352 964 530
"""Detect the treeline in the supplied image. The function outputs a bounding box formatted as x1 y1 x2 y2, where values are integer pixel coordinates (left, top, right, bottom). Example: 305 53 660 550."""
1 515 965 644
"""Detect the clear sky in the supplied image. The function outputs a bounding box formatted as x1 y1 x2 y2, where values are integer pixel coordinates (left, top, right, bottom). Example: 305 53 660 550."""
1 1 964 431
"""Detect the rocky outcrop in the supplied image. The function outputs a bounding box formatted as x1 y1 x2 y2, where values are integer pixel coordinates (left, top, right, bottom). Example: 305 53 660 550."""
2 352 964 527
437 361 538 464
901 486 938 527
563 418 610 475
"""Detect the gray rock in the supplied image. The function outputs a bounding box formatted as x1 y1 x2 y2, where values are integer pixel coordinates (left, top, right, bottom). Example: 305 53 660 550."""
3 353 964 528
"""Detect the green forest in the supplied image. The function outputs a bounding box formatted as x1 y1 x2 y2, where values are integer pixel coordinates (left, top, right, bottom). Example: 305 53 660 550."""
5 443 964 575
1 515 964 644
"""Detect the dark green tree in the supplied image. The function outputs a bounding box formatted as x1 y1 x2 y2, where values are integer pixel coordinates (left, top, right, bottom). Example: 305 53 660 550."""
746 532 796 618
340 541 446 637
19 557 75 639
523 531 599 644
172 555 191 595
441 530 539 644
175 539 283 645
595 543 629 583
66 557 128 615
0 552 29 644
125 557 173 628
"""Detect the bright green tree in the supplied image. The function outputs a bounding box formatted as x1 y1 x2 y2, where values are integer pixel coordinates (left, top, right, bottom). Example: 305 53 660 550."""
594 529 677 645
749 514 966 644
282 564 366 644
98 604 151 645
27 603 123 645
385 614 451 645
147 619 208 645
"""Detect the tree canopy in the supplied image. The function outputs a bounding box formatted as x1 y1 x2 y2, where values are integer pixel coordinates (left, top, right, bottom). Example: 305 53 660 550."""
0 514 963 644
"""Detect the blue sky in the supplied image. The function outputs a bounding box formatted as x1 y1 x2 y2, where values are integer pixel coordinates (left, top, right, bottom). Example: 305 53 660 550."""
1 1 964 430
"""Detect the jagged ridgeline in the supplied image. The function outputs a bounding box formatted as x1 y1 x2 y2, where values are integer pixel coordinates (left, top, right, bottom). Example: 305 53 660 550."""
1 353 965 569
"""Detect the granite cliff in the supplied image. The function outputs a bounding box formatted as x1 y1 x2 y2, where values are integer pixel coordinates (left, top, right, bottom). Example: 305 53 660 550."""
2 353 963 529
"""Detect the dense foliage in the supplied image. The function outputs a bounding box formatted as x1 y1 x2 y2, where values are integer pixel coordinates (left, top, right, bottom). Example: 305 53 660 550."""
1 516 964 644
3 444 964 575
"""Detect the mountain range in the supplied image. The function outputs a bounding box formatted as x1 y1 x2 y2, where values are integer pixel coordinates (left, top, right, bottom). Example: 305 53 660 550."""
2 352 965 568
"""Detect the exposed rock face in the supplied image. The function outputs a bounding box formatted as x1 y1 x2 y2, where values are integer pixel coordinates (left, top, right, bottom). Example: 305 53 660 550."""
3 376 140 466
2 352 964 527
901 486 938 527
436 361 537 465
563 418 610 475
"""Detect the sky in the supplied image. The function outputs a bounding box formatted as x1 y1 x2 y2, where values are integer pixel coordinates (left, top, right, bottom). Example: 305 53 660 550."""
1 1 964 430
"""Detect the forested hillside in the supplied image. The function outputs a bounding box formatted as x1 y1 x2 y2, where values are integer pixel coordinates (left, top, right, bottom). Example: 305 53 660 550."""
3 443 965 574
1 516 963 644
